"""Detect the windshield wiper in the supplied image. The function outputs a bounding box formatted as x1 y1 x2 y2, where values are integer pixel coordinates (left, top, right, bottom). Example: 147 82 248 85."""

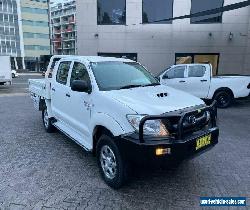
141 83 161 87
119 83 161 90
119 84 143 89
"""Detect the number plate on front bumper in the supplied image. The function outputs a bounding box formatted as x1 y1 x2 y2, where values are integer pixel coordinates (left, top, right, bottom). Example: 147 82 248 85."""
195 134 212 151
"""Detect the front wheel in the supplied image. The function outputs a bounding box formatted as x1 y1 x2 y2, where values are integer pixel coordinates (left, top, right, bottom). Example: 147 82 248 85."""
42 108 55 133
213 91 233 108
97 134 129 189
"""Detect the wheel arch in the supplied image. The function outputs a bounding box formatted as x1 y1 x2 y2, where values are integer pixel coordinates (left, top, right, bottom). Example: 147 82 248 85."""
212 87 234 100
92 125 113 156
91 113 125 156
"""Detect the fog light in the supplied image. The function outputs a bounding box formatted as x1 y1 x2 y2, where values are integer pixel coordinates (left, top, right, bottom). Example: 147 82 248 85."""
155 148 171 156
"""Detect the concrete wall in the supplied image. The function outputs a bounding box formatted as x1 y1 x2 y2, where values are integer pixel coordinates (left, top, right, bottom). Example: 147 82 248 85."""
243 6 250 75
76 0 250 75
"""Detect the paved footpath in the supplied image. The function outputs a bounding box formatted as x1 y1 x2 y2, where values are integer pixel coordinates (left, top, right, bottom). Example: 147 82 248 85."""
0 75 249 209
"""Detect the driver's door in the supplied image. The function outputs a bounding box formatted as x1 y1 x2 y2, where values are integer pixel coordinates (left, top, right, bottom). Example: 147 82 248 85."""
67 61 92 145
161 65 188 91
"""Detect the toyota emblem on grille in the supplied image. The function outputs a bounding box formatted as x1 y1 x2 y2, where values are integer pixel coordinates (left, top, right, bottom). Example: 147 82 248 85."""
188 115 197 124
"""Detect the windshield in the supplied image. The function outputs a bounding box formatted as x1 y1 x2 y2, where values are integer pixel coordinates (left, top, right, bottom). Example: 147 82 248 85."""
91 62 159 91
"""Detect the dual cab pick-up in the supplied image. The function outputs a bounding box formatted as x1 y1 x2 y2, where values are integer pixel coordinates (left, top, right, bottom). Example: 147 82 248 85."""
159 64 250 108
29 56 219 188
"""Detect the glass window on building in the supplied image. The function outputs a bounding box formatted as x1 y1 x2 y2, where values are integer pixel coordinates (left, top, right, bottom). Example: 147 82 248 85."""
97 0 126 25
142 0 173 24
191 0 224 23
21 7 48 14
13 1 17 13
4 14 8 21
22 20 48 27
24 32 49 39
175 53 220 75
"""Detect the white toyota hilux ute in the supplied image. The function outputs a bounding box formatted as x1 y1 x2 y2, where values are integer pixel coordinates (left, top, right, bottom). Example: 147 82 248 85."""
29 56 219 188
159 64 250 108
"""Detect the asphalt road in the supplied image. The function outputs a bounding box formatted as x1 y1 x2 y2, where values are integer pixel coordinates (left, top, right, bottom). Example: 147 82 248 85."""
0 74 249 210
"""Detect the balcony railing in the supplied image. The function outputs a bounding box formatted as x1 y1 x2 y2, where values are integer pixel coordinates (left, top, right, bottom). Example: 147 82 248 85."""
54 30 61 34
52 38 62 42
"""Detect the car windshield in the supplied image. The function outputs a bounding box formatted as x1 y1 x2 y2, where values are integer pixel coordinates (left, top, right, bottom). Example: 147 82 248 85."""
91 62 160 91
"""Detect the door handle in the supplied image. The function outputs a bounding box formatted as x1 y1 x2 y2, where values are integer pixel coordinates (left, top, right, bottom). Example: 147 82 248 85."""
200 79 208 82
179 80 186 83
51 87 55 91
66 93 71 97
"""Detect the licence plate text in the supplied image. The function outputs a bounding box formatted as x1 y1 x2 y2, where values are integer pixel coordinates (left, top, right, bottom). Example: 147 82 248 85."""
196 134 212 151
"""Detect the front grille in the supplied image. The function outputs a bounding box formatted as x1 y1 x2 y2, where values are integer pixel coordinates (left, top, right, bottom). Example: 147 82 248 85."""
138 102 217 143
162 110 210 139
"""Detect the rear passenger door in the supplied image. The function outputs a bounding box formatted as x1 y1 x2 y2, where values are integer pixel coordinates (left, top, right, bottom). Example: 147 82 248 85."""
51 61 72 124
161 65 188 92
185 64 210 98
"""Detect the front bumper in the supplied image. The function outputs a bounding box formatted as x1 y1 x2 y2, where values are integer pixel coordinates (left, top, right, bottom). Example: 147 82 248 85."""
116 127 219 164
115 102 219 164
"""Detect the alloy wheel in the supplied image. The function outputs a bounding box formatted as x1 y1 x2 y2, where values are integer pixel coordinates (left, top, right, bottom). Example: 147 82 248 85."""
100 145 117 179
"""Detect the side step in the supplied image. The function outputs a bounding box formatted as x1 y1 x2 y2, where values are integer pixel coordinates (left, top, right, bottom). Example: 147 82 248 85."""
53 121 91 152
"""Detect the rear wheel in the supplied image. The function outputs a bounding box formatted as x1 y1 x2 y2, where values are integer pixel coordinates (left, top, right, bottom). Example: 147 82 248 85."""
97 134 129 189
42 108 55 133
213 90 233 108
12 73 15 78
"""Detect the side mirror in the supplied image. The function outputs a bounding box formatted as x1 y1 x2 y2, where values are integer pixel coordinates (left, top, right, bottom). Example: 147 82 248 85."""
71 80 91 94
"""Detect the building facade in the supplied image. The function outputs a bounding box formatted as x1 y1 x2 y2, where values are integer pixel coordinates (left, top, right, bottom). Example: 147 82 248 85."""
76 0 250 75
50 0 77 55
20 0 50 70
0 0 24 69
0 0 50 70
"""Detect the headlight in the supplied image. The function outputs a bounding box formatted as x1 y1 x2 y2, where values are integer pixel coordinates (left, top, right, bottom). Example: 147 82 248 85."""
126 115 170 137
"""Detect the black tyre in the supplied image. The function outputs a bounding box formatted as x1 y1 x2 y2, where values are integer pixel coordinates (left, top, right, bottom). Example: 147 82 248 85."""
42 108 55 133
97 134 129 189
213 90 233 108
12 73 15 78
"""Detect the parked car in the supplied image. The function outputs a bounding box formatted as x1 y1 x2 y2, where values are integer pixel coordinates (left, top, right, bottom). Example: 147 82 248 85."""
0 56 12 85
159 64 250 108
29 56 219 188
11 70 19 78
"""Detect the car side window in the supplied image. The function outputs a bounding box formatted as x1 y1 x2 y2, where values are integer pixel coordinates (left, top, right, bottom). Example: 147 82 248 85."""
188 65 206 77
70 62 91 86
164 66 185 79
56 61 71 85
